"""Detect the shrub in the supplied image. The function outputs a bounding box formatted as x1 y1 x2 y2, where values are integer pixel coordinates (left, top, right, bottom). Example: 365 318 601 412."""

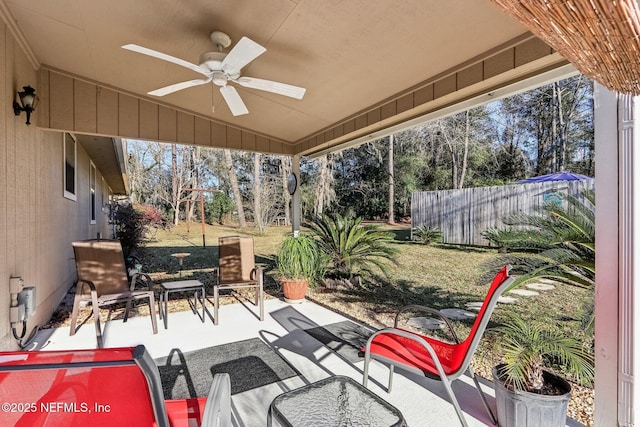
306 213 398 279
412 225 443 245
114 202 166 258
483 190 595 289
206 192 235 225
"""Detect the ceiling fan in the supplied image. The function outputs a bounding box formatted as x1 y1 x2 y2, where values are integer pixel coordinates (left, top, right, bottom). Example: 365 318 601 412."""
122 31 306 116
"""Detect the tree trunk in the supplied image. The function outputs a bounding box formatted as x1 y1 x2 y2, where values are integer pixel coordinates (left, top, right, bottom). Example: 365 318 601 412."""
281 156 291 226
224 149 246 228
551 82 559 172
186 147 200 222
314 154 334 216
388 134 395 224
458 110 470 189
440 124 459 189
253 153 263 231
555 82 567 171
171 144 180 225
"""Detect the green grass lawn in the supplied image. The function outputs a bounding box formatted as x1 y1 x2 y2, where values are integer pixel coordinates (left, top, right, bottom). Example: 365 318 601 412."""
141 221 593 355
138 221 594 424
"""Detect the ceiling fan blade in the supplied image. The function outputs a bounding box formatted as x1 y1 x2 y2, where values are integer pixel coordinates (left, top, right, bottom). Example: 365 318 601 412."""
235 76 306 99
220 85 249 116
148 78 211 97
122 44 210 76
221 37 266 75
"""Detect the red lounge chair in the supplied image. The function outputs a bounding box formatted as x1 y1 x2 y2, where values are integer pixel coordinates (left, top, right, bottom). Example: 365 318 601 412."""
363 265 514 427
0 345 230 427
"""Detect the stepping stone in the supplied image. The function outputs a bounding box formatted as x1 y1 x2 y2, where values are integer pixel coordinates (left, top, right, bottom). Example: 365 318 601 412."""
538 278 558 285
407 317 445 330
497 296 518 304
526 282 556 291
509 289 540 297
465 302 484 311
439 308 477 320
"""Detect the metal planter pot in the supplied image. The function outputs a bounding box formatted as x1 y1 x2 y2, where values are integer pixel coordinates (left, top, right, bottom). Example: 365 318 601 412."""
492 365 571 427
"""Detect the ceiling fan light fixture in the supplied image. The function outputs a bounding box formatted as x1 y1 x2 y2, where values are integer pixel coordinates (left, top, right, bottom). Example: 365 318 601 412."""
212 72 228 86
199 51 227 71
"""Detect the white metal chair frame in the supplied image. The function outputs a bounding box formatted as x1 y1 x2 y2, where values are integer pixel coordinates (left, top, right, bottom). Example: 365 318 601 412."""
363 266 514 427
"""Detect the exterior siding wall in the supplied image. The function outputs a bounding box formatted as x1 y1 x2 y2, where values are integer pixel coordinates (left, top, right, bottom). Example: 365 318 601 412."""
38 68 293 155
0 23 112 350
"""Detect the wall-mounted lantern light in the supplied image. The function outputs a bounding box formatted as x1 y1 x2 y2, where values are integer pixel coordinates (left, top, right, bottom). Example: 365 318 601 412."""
13 86 39 126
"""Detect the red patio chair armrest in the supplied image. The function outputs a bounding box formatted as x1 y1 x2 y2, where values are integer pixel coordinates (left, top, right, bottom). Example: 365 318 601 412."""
394 304 461 344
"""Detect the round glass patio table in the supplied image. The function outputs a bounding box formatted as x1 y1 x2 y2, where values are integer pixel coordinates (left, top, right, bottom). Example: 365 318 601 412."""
268 375 406 426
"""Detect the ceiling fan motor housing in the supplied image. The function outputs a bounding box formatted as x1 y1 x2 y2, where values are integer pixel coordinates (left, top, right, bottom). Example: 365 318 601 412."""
212 72 228 87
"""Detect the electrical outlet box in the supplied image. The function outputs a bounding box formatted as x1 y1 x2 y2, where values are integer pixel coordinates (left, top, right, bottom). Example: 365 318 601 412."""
18 287 36 318
9 277 24 294
10 304 25 323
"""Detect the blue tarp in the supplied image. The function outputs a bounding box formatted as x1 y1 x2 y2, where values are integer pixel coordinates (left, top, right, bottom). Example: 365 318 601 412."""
515 171 592 183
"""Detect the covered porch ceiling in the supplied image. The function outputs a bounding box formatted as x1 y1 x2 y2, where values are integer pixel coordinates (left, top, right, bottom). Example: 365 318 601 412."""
5 0 569 158
4 1 639 161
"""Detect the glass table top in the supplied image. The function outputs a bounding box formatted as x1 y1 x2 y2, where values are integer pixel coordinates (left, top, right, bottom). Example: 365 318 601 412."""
270 375 406 427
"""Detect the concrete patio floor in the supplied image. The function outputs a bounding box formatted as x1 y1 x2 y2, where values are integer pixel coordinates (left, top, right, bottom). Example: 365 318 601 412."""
28 298 580 427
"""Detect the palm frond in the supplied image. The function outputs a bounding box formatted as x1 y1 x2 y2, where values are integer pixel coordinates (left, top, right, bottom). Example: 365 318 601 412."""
483 189 595 289
306 213 398 279
493 313 594 392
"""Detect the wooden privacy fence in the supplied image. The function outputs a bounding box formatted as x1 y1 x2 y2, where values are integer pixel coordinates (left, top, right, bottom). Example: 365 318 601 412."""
411 179 595 246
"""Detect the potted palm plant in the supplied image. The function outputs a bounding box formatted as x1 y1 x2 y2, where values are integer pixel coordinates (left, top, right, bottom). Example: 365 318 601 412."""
276 233 324 303
492 313 594 427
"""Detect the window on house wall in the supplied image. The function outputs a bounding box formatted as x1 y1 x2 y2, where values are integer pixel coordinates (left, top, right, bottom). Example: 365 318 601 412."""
101 177 106 209
63 133 77 200
90 161 96 224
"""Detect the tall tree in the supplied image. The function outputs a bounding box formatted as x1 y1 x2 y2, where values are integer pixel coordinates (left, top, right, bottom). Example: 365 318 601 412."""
459 111 470 189
281 156 292 225
224 149 247 228
171 144 180 225
186 146 201 223
253 153 263 231
387 134 395 224
313 154 335 216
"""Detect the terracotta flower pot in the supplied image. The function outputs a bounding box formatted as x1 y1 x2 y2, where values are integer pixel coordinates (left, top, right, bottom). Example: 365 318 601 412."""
281 278 309 304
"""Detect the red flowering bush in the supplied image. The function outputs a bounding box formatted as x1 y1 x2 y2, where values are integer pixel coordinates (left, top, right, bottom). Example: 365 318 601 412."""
114 203 167 258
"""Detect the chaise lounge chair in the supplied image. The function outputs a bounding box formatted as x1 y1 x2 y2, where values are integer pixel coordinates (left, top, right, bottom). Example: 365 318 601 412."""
0 345 230 427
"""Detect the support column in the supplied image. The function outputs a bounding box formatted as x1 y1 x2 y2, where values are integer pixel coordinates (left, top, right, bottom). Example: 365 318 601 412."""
291 155 301 236
593 83 637 426
615 91 640 427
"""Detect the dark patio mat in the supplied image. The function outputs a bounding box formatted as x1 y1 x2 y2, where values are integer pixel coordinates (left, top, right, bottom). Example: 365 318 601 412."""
154 338 298 398
303 320 375 363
